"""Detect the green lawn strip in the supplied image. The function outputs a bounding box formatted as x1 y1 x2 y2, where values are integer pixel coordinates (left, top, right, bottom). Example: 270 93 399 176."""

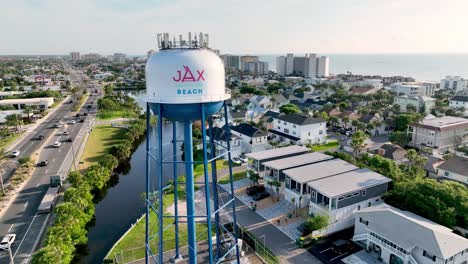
0 132 23 149
79 125 126 170
310 141 339 152
97 109 138 120
218 170 247 184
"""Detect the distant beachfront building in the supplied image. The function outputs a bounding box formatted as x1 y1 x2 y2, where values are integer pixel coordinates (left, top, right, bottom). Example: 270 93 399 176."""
276 53 328 78
441 76 467 92
317 56 330 77
389 82 436 97
69 52 80 61
220 54 240 70
113 53 127 64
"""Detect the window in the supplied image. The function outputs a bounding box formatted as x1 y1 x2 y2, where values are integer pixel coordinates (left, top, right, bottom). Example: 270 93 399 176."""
311 191 316 198
319 130 323 135
293 125 296 128
444 171 450 177
361 190 366 196
368 202 372 207
284 128 289 133
423 250 437 262
283 121 287 125
278 126 281 130
353 192 359 196
357 205 361 210
359 217 369 226
338 196 344 201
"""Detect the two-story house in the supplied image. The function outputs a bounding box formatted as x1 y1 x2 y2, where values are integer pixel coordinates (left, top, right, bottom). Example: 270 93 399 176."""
206 126 242 160
230 123 269 154
393 95 436 114
409 116 468 155
353 204 468 264
245 146 309 178
449 96 468 116
436 155 468 185
269 114 327 146
262 152 333 194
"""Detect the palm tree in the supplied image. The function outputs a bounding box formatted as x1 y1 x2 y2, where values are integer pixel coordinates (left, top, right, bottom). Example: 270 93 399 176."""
342 116 350 129
0 148 7 194
23 105 33 122
350 130 368 160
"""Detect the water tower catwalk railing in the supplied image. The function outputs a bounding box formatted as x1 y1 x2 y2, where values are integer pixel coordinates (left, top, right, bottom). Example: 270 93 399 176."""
145 102 241 264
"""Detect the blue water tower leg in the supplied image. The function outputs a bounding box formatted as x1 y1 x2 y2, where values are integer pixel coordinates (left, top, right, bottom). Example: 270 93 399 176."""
145 103 150 264
172 121 182 261
157 105 164 264
184 121 197 264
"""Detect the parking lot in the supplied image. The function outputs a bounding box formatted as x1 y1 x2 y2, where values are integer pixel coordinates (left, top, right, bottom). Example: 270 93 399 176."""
308 228 362 264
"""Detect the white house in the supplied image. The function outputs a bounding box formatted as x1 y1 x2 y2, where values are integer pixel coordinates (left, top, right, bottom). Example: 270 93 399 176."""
449 96 468 115
353 204 468 264
269 114 326 146
230 123 269 154
441 76 467 92
206 126 242 160
436 156 468 185
393 95 436 113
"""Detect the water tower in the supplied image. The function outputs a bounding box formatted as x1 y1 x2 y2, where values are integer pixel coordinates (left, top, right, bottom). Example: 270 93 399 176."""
144 33 241 264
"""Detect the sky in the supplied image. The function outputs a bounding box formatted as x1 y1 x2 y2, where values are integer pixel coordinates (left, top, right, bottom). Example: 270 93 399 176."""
2 0 468 55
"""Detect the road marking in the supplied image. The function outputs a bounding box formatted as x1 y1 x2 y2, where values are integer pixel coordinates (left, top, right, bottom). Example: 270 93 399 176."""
25 213 51 263
330 252 348 261
8 224 14 233
320 247 332 253
35 184 40 188
24 201 29 208
13 214 38 258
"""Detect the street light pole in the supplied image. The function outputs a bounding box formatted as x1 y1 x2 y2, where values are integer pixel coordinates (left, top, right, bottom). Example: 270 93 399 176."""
8 246 13 264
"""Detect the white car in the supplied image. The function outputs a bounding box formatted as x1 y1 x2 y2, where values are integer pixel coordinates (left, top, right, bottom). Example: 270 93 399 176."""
0 234 16 249
231 157 242 165
10 150 20 158
69 120 76 124
238 154 248 163
53 141 61 148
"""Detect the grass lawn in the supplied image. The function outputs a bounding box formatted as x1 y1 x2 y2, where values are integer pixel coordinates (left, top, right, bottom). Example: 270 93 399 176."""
218 170 247 184
108 195 208 263
79 125 126 170
73 94 89 112
0 132 23 150
97 110 139 120
310 141 339 152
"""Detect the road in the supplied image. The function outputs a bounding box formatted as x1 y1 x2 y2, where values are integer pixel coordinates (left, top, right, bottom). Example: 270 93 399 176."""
0 65 99 263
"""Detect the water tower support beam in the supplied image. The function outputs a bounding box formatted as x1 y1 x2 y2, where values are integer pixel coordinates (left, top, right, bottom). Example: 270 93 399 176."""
172 121 181 260
184 120 197 264
157 104 164 264
200 104 214 264
208 118 221 260
223 102 241 263
145 103 150 264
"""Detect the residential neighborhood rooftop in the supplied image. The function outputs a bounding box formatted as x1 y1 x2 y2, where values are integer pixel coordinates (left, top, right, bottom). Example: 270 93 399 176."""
245 145 309 160
307 168 391 198
437 155 468 176
416 116 468 131
231 123 268 138
262 152 333 170
276 113 326 125
356 203 468 259
284 158 358 184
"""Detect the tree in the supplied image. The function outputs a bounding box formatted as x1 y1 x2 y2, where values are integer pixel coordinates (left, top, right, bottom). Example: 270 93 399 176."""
0 148 7 194
279 104 301 114
350 130 368 159
307 214 330 231
406 104 417 113
23 105 34 122
389 131 409 147
99 154 119 171
68 171 83 186
341 116 350 129
248 170 260 186
104 84 114 95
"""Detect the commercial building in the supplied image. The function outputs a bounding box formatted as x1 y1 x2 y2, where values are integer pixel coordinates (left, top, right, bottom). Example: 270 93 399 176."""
0 91 24 100
69 51 80 61
269 113 327 145
409 116 468 154
353 204 468 264
113 53 127 64
245 145 309 178
240 55 258 71
0 97 54 110
389 82 436 96
393 95 436 113
441 76 467 92
0 110 24 123
220 54 240 70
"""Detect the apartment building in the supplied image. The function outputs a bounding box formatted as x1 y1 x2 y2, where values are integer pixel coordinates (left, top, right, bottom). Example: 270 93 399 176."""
220 54 240 70
409 116 468 154
269 114 327 145
317 56 330 77
353 204 468 264
449 96 468 115
389 82 435 97
393 95 436 113
441 76 467 92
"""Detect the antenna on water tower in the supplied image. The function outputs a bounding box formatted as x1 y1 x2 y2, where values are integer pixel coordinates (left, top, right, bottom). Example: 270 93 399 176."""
145 32 241 264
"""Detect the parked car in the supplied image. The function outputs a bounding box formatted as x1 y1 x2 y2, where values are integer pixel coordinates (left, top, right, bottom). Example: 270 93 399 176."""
53 123 61 128
80 118 85 123
63 131 69 135
65 137 73 142
297 222 313 237
231 157 242 165
53 141 61 148
82 112 88 116
0 234 16 249
75 113 81 117
69 120 76 124
36 135 44 140
253 191 270 201
246 185 265 196
10 150 20 158
38 160 49 167
238 154 248 163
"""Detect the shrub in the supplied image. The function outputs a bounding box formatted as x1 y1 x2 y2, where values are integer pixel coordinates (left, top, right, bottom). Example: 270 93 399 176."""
18 156 30 164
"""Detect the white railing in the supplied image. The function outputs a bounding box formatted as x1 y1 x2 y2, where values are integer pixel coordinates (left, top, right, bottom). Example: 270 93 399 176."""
368 234 407 260
352 233 368 242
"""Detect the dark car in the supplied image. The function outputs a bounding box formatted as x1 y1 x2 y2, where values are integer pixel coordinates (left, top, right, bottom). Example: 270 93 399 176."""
82 112 88 116
65 137 73 142
38 160 49 167
36 135 44 140
80 118 85 123
253 191 270 201
246 185 265 196
75 113 81 117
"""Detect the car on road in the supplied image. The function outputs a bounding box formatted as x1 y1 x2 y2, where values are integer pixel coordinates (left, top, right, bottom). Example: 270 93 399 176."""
38 160 49 167
238 154 248 163
0 234 16 249
82 112 88 116
231 157 242 165
53 141 61 148
63 131 69 135
65 137 73 142
75 113 81 117
69 120 76 124
36 135 44 140
246 185 265 196
80 118 85 123
253 191 270 201
53 123 61 128
10 150 20 158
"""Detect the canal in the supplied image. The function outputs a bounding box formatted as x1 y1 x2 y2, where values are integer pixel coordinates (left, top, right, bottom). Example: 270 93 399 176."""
76 122 184 263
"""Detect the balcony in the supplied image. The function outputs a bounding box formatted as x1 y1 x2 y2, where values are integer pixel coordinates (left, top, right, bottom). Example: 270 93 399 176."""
309 201 330 215
355 233 415 263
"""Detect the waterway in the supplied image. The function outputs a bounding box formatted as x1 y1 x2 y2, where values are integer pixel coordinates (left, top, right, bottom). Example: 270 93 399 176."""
76 122 184 263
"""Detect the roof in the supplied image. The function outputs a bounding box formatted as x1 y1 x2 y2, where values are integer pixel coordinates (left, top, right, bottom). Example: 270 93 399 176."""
245 145 309 160
230 110 246 119
423 155 444 173
307 168 391 197
356 204 468 259
378 143 407 160
268 129 300 141
0 97 54 104
437 156 468 176
415 116 468 132
262 152 333 170
450 96 468 102
208 127 240 142
231 123 267 138
276 114 326 126
284 159 358 184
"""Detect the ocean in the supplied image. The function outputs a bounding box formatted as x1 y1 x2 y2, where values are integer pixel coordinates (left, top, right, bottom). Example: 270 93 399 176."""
258 54 468 82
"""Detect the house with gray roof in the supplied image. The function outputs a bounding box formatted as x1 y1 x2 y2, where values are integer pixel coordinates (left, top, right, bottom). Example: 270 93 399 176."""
437 155 468 185
269 113 327 146
231 123 270 154
353 203 468 264
206 127 241 160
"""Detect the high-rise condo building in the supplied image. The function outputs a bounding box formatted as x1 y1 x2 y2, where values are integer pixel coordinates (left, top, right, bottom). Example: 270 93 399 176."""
317 56 330 77
70 52 80 61
220 54 240 70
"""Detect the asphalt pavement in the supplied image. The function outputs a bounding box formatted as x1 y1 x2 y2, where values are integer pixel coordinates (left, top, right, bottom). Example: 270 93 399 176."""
0 66 99 263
